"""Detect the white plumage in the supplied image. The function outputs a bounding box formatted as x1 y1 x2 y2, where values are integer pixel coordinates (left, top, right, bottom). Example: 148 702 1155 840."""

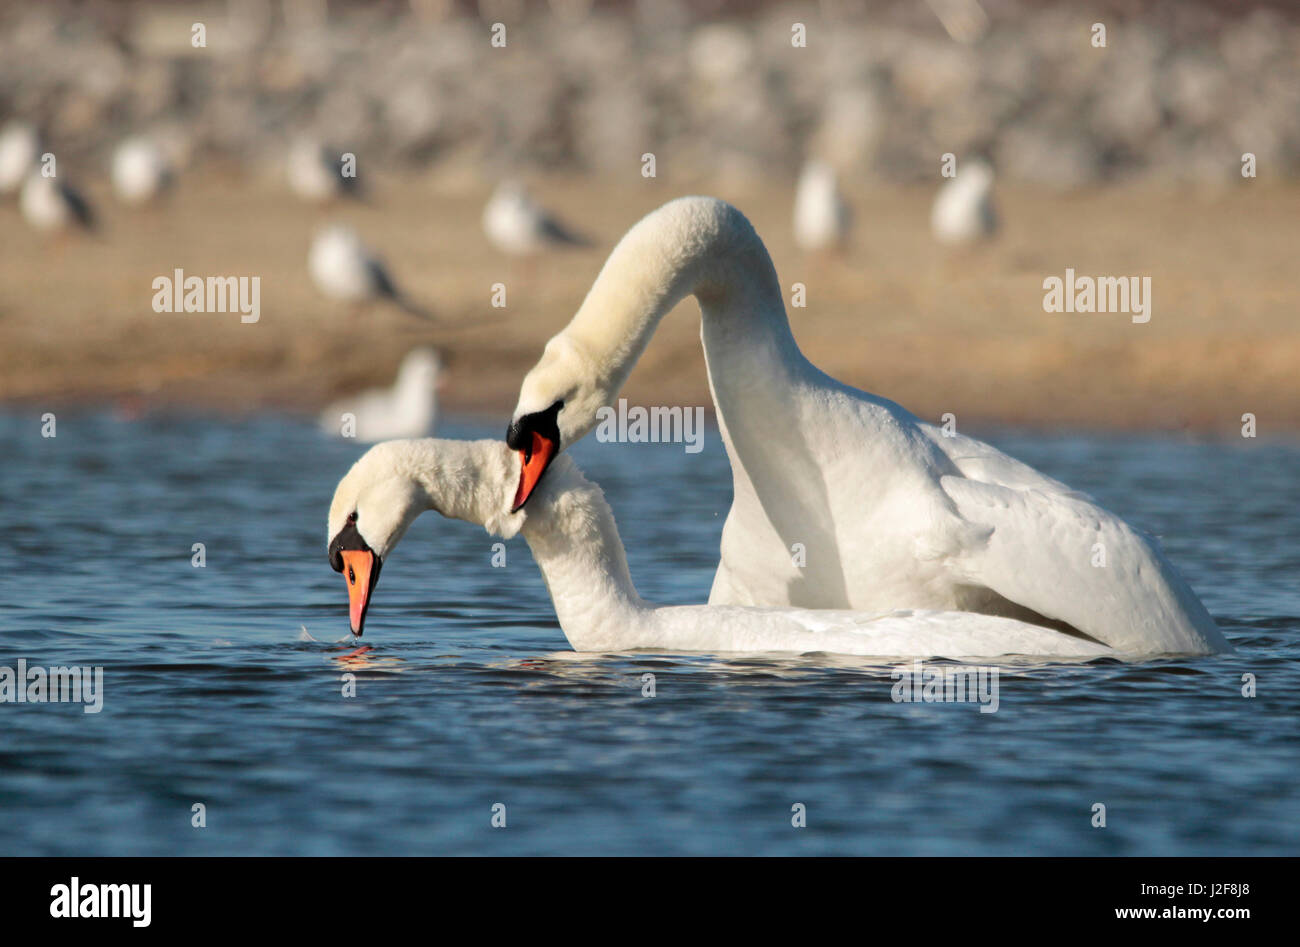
327 439 1114 658
483 180 588 255
19 172 94 232
320 348 441 443
111 135 172 204
793 158 851 252
308 224 429 317
508 196 1227 656
931 158 998 244
0 121 40 195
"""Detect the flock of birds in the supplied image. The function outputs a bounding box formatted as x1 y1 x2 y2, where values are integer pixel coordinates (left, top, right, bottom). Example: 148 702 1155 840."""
0 116 999 452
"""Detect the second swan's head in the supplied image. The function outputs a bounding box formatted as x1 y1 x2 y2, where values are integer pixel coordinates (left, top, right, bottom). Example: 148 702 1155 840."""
326 439 525 636
506 333 608 513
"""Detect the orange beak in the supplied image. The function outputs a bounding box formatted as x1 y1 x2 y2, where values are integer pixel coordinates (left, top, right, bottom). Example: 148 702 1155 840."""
511 430 556 512
340 549 380 636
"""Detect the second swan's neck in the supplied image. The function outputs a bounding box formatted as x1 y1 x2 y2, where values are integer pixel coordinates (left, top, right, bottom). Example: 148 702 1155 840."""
519 457 650 651
562 196 805 395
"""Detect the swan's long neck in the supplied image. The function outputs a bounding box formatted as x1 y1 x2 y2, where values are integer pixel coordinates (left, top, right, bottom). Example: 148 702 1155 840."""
562 197 806 406
518 457 649 651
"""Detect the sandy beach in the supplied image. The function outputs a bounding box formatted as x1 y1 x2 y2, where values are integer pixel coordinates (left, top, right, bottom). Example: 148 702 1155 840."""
2 170 1295 434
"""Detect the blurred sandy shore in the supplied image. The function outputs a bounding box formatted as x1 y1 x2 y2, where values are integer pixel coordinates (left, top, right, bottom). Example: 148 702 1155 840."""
1 170 1296 434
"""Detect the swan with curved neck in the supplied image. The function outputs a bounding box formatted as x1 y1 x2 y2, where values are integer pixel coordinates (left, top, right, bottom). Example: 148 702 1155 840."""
326 438 1126 658
504 196 1228 656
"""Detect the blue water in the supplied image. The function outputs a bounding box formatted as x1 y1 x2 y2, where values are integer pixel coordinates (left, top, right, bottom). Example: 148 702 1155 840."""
1 410 1296 855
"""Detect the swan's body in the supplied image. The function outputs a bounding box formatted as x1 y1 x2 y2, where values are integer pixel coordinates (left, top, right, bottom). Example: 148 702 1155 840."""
483 181 588 256
20 172 94 232
793 159 851 252
327 439 1113 658
288 138 360 203
308 225 429 318
506 196 1227 656
931 159 998 244
0 121 40 194
320 348 441 442
111 135 172 204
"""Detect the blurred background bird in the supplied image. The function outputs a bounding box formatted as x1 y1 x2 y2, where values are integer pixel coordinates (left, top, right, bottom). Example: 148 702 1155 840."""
308 224 432 320
931 158 998 245
110 135 174 205
19 171 95 234
0 120 40 196
319 347 442 442
793 158 852 254
288 138 363 204
483 180 590 256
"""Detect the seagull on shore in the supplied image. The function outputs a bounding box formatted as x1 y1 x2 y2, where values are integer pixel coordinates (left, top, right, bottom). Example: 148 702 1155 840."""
308 225 432 319
931 158 998 244
320 347 442 442
20 172 95 233
483 180 589 256
793 158 852 253
111 135 173 204
288 138 362 203
0 121 40 195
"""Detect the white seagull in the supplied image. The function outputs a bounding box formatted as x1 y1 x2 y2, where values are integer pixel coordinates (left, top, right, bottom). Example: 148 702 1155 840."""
288 138 362 203
327 437 1114 659
793 158 851 252
110 135 173 204
503 196 1228 657
931 158 998 244
482 180 589 256
320 348 441 443
308 225 431 319
0 121 40 195
20 171 95 233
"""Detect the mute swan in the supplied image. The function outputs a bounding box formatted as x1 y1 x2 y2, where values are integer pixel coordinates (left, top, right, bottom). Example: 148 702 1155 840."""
320 348 441 442
793 159 851 252
505 196 1228 656
111 135 173 204
931 158 998 244
20 172 94 232
308 225 432 319
483 181 589 256
0 121 40 194
288 138 362 203
326 438 1113 658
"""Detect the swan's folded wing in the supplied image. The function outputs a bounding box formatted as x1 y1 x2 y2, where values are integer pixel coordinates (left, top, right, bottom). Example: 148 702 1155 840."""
939 476 1227 655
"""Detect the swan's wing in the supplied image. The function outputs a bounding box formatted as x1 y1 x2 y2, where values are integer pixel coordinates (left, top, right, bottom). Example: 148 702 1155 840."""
922 427 1084 496
939 476 1227 655
786 608 1113 658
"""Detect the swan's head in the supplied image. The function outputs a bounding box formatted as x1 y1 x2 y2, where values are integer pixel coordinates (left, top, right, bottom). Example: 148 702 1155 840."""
327 439 524 636
506 334 604 512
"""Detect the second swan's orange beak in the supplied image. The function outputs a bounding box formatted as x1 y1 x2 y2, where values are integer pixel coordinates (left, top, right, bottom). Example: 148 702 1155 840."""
341 548 380 636
511 430 556 512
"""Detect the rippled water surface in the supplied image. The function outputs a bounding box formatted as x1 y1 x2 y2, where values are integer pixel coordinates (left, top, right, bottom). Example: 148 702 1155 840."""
1 411 1296 855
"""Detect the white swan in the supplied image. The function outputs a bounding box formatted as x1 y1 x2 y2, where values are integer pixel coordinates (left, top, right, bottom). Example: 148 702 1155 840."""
505 196 1228 656
308 225 431 318
111 135 173 204
931 158 998 244
0 121 40 195
483 181 589 256
320 348 441 442
19 172 94 232
793 158 851 252
326 438 1113 658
